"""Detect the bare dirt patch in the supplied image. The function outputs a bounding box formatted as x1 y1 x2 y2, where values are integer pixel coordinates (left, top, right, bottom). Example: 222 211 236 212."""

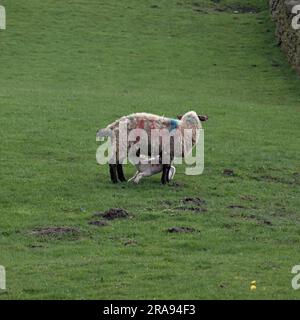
247 214 272 226
93 208 130 220
223 169 235 176
162 196 207 213
167 227 198 233
182 197 206 206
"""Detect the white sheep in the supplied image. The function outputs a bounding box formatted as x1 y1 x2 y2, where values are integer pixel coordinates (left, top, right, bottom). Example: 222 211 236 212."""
96 111 207 184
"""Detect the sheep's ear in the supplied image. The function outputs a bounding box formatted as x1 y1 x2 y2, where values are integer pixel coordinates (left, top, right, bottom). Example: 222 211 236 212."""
198 115 208 122
177 115 183 120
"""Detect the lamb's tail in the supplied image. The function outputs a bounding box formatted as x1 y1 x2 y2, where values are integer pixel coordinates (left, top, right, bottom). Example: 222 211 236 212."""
96 128 112 141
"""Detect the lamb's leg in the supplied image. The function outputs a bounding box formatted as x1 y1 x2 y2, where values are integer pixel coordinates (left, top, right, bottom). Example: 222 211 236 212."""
133 172 144 184
109 164 118 183
117 163 126 182
128 171 139 182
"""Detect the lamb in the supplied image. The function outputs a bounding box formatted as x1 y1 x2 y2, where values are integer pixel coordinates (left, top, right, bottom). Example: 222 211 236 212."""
96 111 208 184
128 155 176 184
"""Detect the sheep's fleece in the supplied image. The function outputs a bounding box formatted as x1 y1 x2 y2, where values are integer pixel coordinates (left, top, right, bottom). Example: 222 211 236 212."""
96 111 202 161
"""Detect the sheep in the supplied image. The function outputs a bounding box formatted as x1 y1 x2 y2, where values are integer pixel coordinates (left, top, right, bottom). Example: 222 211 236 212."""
96 111 208 184
128 155 176 184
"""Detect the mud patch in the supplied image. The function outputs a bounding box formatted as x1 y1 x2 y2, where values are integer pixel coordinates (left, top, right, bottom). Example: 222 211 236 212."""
93 208 130 220
223 169 235 176
167 227 198 233
261 219 272 226
162 196 207 213
182 197 206 206
88 220 109 227
247 214 272 226
175 197 207 212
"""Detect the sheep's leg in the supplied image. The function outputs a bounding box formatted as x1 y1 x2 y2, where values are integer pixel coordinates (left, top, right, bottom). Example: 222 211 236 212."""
117 163 126 182
109 164 118 183
161 164 171 184
165 165 171 183
159 153 167 184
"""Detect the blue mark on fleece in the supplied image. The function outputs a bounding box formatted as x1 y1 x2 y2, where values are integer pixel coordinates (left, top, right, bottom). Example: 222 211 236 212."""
169 119 179 132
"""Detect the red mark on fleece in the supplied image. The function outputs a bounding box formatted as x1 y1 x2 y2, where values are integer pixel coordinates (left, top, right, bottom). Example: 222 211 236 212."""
150 120 156 130
137 119 145 129
135 119 145 142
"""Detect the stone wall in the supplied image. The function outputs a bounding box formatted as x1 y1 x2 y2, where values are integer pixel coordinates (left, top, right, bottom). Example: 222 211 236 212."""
270 0 300 73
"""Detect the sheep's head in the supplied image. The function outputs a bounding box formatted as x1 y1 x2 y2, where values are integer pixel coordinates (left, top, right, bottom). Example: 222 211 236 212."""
177 111 204 148
177 113 208 122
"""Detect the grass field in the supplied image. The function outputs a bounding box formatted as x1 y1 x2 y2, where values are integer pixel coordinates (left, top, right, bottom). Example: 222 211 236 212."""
0 0 300 299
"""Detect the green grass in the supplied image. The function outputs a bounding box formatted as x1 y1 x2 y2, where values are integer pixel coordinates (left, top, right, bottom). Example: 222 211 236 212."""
0 0 300 299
